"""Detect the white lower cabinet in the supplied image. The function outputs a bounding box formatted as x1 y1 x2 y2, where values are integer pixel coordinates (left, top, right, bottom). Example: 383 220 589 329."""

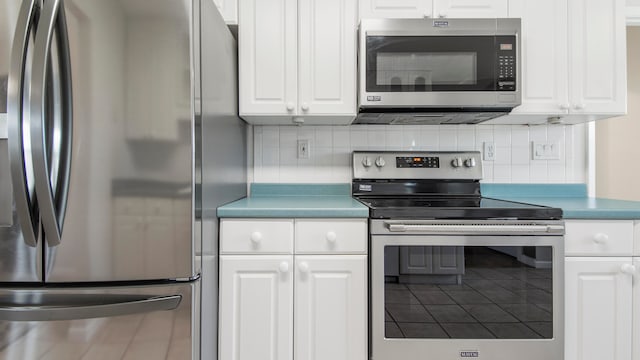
219 218 367 360
219 255 294 360
564 220 638 360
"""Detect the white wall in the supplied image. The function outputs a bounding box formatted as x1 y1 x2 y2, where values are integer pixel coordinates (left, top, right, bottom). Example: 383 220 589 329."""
596 27 640 200
252 123 587 184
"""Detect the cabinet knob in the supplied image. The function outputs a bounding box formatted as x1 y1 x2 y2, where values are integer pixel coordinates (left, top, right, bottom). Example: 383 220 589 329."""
286 102 295 111
301 103 309 112
438 11 447 18
298 261 309 273
559 103 570 110
250 231 263 244
574 104 586 111
620 263 636 275
593 233 608 244
423 12 431 18
326 231 337 243
279 261 290 274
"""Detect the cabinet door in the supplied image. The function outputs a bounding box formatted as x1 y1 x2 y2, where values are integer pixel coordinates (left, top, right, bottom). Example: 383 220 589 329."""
219 256 294 360
298 0 357 118
213 0 238 24
565 257 633 360
433 0 507 18
358 0 432 19
239 0 297 116
294 255 367 360
509 0 569 115
568 0 626 115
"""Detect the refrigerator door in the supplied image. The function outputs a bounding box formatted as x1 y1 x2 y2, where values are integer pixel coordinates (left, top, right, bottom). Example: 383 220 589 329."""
33 0 196 283
0 282 198 359
0 0 42 283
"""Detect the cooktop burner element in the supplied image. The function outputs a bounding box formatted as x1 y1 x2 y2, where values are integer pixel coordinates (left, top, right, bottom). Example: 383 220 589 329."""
352 151 562 220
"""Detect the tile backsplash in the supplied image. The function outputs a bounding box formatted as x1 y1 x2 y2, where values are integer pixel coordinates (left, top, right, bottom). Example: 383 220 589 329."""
251 124 587 184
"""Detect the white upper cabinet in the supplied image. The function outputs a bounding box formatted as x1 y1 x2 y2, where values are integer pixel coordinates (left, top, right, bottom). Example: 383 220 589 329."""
239 0 357 125
358 0 506 19
496 0 627 124
568 0 627 116
508 0 568 115
213 0 238 24
238 0 298 119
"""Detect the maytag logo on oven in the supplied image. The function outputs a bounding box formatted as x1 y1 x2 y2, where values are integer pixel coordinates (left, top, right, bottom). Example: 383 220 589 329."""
433 20 449 27
366 95 382 102
358 184 372 192
460 350 479 358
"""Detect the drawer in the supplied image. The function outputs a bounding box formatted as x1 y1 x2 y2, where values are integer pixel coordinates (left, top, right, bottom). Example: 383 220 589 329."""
295 219 367 254
220 219 294 254
565 220 634 256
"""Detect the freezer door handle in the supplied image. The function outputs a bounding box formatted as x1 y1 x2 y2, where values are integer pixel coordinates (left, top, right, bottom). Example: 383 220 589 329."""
7 0 41 247
30 0 73 247
0 294 182 321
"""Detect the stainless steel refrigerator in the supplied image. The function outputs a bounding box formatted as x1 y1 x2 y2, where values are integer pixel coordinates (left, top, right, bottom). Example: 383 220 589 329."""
0 0 246 358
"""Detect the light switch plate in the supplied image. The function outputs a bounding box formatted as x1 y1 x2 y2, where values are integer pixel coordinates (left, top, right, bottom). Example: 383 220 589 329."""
532 141 560 160
297 139 310 159
483 142 495 161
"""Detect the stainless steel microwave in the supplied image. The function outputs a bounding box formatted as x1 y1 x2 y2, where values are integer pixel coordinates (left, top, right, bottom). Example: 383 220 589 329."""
356 18 521 125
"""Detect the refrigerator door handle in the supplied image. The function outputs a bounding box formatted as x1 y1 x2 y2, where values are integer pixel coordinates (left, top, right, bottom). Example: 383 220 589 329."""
30 0 72 247
0 294 182 322
7 0 41 247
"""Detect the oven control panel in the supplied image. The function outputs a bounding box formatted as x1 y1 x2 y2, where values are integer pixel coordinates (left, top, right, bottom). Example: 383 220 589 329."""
353 151 483 180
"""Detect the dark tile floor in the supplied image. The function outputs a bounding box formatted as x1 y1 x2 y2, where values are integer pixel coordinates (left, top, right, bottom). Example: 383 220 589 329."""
384 250 554 339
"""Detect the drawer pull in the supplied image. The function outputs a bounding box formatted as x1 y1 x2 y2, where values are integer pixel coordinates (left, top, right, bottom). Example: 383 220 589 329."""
326 231 337 243
298 261 309 273
593 233 609 244
250 231 262 244
279 261 289 274
621 264 636 275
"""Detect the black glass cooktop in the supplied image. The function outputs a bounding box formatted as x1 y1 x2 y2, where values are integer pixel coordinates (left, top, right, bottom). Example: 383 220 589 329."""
357 196 563 220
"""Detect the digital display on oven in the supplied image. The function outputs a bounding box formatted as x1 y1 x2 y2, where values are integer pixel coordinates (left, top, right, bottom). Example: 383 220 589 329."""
396 156 440 168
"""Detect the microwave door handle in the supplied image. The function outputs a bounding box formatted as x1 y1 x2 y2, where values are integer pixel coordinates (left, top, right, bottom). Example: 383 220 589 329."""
0 295 182 321
30 0 67 247
7 0 41 247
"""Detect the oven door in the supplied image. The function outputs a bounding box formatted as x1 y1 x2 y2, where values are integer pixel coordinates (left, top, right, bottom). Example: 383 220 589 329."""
370 230 564 360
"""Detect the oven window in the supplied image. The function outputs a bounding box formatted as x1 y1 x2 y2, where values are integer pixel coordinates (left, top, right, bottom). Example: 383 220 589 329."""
365 36 499 92
384 246 553 339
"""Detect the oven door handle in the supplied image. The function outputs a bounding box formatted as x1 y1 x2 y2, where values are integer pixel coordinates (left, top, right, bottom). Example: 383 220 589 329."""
387 223 564 235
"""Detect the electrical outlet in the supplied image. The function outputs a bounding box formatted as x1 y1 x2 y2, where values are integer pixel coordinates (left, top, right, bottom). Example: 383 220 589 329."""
483 142 495 161
297 139 310 159
532 141 560 160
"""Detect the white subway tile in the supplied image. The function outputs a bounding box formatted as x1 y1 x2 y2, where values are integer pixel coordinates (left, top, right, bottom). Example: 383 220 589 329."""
548 163 566 182
315 128 333 147
481 163 494 182
493 125 512 146
494 146 512 165
547 124 565 142
262 127 279 146
529 163 549 183
511 146 530 165
385 130 403 150
493 165 512 182
368 130 387 149
402 128 423 150
420 127 440 149
350 129 369 149
438 130 457 150
511 126 529 145
475 128 494 144
510 165 530 183
279 126 298 148
333 127 351 148
529 125 547 142
457 129 476 151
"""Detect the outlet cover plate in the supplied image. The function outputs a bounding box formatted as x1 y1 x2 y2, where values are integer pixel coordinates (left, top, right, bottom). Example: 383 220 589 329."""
532 141 560 160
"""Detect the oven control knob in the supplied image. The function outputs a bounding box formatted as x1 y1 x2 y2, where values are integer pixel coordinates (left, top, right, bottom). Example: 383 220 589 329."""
362 157 373 168
451 157 463 168
375 156 386 168
464 158 477 168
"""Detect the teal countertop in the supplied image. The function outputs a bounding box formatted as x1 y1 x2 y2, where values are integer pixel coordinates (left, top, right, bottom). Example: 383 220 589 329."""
482 184 640 219
217 183 640 220
217 184 368 218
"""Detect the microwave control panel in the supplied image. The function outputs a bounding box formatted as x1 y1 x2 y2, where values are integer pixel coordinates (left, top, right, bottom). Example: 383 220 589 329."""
496 36 516 91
